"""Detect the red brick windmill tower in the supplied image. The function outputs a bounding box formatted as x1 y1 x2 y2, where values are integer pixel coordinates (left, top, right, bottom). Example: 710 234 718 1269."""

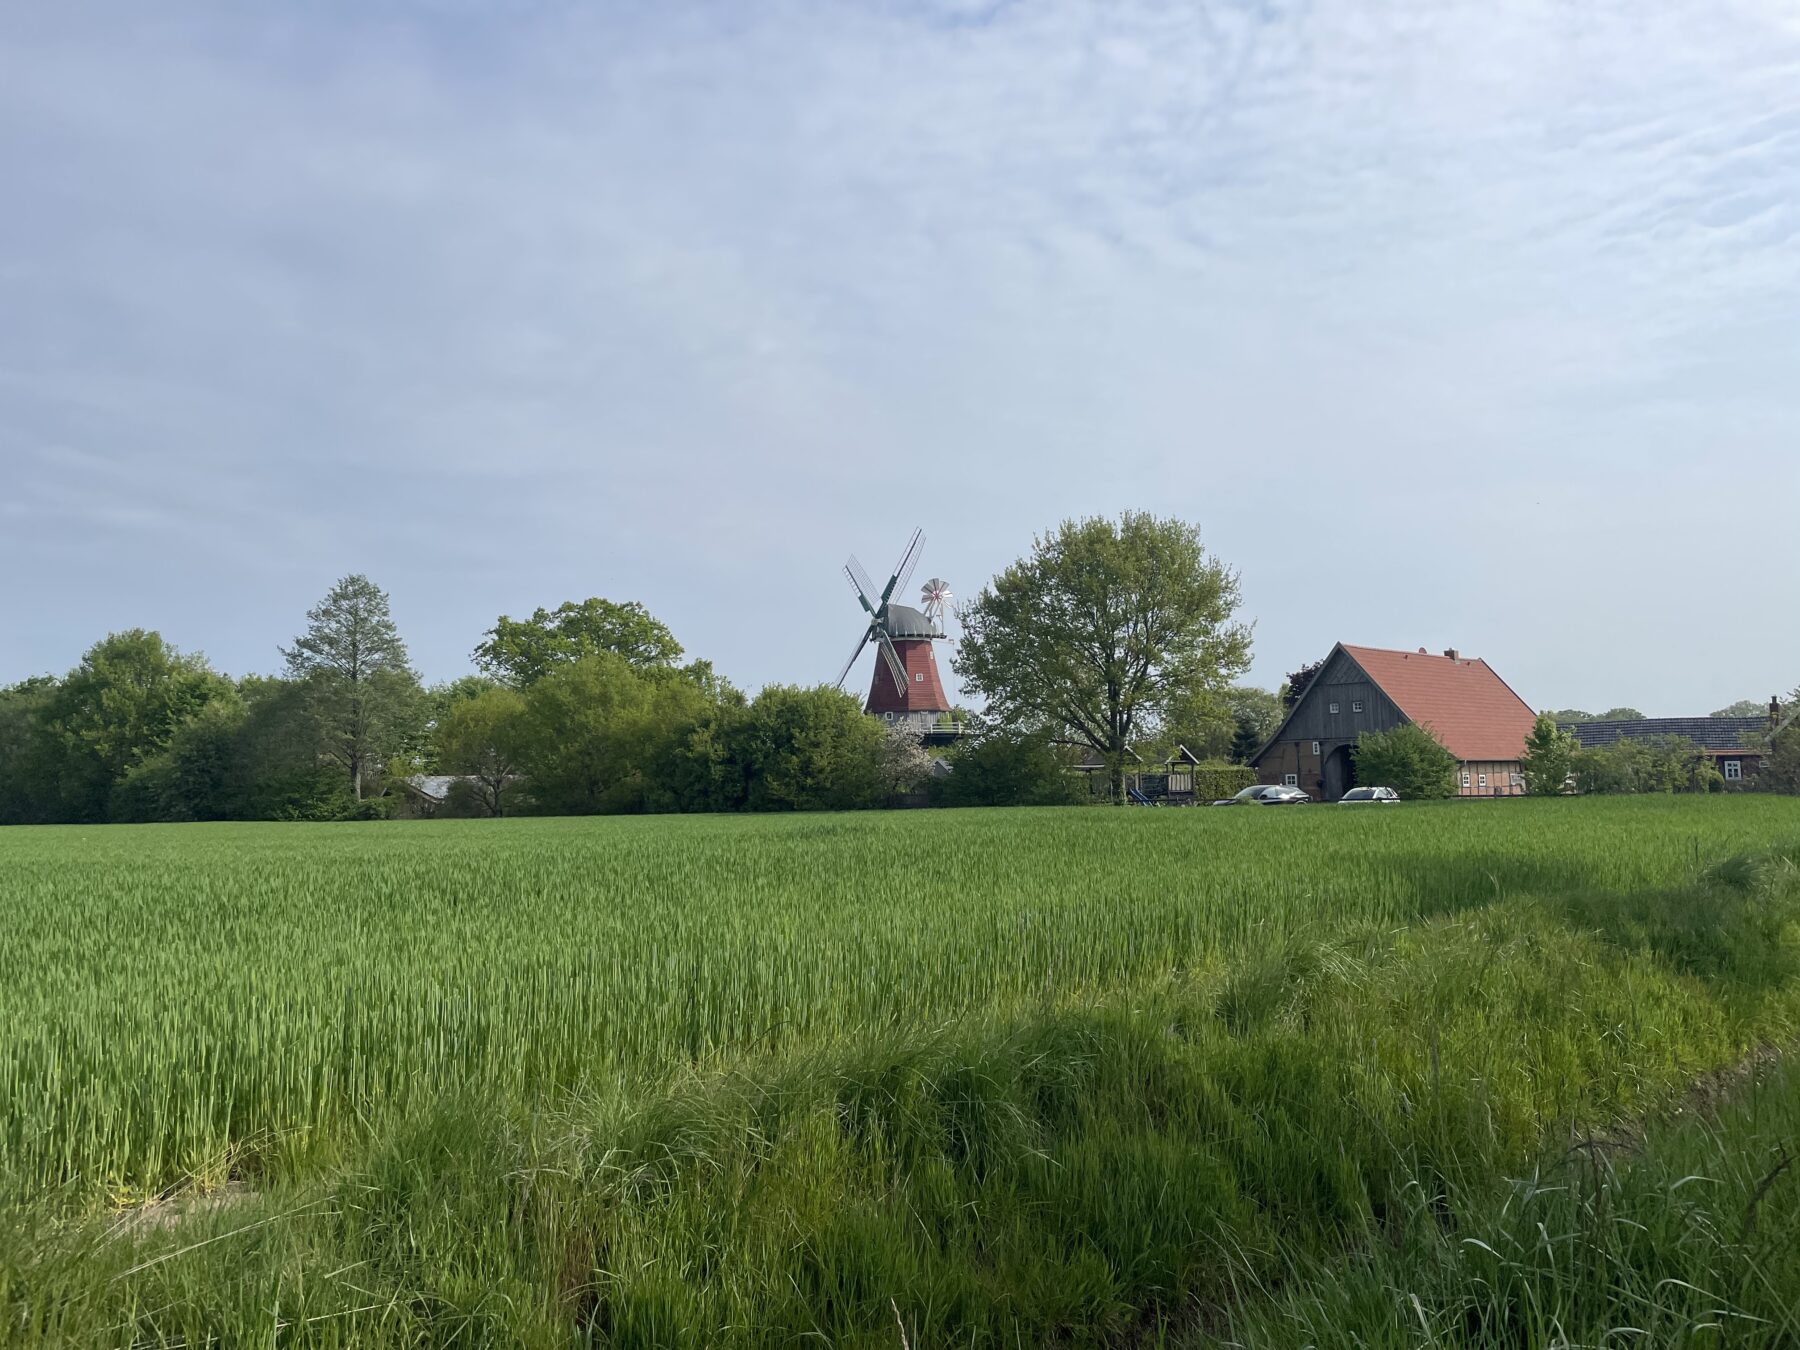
834 528 954 736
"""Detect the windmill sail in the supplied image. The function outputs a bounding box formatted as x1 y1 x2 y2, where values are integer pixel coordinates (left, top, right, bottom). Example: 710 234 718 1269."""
833 527 953 735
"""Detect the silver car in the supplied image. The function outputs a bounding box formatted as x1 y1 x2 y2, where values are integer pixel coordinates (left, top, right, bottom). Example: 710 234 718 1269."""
1338 786 1401 804
1213 784 1311 806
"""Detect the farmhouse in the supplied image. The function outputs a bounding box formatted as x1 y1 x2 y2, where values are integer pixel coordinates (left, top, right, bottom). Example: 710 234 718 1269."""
1253 644 1537 800
1562 702 1782 786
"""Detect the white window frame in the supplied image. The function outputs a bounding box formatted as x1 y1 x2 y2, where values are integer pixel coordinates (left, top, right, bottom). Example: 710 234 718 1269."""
914 671 924 683
1351 700 1364 713
1478 773 1488 788
884 711 894 721
1311 740 1321 755
1328 701 1340 715
1283 773 1299 787
1510 773 1523 787
1723 759 1742 781
1460 772 1472 789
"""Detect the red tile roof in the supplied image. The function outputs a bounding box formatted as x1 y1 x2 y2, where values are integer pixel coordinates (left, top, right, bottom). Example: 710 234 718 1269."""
1341 644 1536 763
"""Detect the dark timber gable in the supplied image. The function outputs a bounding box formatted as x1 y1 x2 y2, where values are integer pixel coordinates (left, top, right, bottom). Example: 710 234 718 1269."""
1266 646 1405 744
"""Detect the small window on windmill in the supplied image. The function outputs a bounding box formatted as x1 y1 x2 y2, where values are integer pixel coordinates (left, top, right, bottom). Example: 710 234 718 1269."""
1352 700 1364 713
914 672 923 682
884 712 894 721
1311 741 1321 756
1328 701 1340 714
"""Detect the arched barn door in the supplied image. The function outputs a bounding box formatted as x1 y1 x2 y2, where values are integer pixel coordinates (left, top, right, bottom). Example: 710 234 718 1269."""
1323 744 1357 801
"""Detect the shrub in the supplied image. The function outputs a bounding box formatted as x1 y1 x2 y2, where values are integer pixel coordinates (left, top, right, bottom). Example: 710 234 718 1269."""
929 729 1086 807
1353 723 1459 799
1193 763 1258 801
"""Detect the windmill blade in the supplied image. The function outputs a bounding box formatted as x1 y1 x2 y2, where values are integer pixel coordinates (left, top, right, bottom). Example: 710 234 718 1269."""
847 555 879 603
843 559 880 615
834 625 874 689
882 528 924 603
876 630 908 695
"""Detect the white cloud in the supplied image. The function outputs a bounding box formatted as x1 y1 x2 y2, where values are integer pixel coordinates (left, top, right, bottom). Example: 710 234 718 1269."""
0 0 1796 710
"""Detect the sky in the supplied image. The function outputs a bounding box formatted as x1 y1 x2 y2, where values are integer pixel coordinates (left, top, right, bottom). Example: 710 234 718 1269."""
2 0 1797 716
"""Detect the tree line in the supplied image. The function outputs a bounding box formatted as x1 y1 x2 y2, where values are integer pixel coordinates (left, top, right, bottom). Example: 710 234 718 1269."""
0 578 950 824
19 509 1764 823
1 514 1284 823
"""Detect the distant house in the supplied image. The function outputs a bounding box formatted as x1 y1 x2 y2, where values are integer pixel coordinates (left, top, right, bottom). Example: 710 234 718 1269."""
1253 644 1537 800
1562 702 1782 786
397 774 474 818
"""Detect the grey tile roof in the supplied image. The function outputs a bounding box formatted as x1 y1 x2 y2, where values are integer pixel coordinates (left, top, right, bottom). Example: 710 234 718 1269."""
404 774 464 801
1561 717 1768 753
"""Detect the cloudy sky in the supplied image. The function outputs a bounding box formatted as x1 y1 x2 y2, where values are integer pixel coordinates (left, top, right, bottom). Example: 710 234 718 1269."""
3 0 1796 714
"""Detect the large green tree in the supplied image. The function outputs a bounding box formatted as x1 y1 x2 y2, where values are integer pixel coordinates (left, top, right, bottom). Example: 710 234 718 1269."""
1519 713 1580 797
720 685 889 812
35 631 228 821
475 599 683 687
0 678 61 825
516 653 714 815
955 513 1251 796
282 574 422 800
434 686 530 816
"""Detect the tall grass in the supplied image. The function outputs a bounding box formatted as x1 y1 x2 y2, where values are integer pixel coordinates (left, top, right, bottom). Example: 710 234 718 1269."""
0 796 1794 1199
0 797 1797 1345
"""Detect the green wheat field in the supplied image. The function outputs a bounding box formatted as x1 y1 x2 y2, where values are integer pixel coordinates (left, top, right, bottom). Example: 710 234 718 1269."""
4 796 1800 1346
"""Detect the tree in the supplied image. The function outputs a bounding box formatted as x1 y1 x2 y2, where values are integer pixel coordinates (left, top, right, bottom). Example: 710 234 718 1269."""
1571 736 1707 795
1711 699 1773 719
1552 707 1646 723
1227 686 1282 763
1157 686 1235 762
113 695 248 822
928 728 1087 808
475 599 683 687
434 686 530 816
876 725 933 799
1762 702 1800 794
1353 723 1458 800
1519 713 1579 797
282 575 422 800
0 678 61 825
1283 661 1324 711
955 513 1251 798
1160 683 1283 764
37 631 229 821
721 685 889 812
516 653 714 815
230 676 354 820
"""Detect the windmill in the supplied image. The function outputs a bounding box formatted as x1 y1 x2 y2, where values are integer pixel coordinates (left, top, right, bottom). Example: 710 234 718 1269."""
834 528 955 736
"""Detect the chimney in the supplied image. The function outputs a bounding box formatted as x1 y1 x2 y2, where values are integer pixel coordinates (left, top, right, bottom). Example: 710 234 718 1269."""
1443 648 1460 661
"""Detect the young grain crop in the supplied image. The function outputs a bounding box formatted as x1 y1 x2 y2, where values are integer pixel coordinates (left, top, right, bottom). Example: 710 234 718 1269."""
0 796 1793 1200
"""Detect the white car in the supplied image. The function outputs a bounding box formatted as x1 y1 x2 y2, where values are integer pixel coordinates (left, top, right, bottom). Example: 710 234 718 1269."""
1338 786 1400 804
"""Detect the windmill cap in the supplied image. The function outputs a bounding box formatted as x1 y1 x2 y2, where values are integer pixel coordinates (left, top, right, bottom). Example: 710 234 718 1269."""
883 602 941 638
